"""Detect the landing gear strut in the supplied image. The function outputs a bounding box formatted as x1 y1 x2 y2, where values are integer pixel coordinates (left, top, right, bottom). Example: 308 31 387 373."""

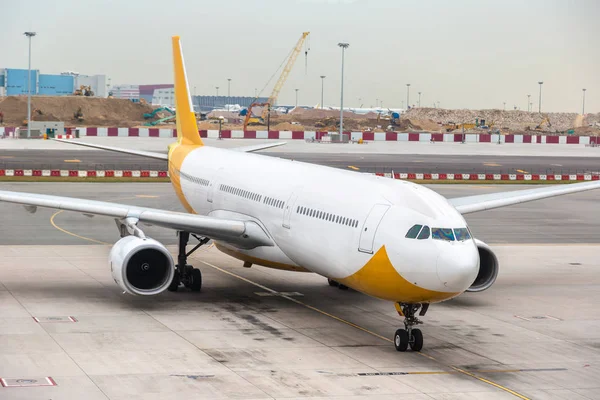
393 303 429 352
168 231 209 292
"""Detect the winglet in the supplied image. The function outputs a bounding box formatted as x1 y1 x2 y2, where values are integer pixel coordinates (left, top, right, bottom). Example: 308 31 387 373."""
172 36 203 146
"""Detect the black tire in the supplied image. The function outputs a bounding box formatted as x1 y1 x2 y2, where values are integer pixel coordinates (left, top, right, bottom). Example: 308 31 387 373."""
190 268 202 292
327 279 339 287
410 329 423 352
394 329 408 352
338 284 349 291
167 270 180 292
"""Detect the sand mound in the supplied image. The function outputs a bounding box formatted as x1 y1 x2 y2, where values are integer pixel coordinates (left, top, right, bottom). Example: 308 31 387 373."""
0 96 154 127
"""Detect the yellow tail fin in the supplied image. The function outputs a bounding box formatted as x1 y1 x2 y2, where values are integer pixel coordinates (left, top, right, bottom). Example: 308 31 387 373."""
172 36 203 146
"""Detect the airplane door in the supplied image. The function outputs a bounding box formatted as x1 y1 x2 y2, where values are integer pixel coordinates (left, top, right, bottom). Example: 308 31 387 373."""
282 191 300 229
207 168 223 203
358 204 390 254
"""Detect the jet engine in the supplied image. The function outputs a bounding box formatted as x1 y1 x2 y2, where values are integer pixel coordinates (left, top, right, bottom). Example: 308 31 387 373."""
467 239 499 292
109 236 175 295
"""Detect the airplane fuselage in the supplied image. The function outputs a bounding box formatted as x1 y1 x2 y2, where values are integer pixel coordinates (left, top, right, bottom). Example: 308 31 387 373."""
169 145 480 304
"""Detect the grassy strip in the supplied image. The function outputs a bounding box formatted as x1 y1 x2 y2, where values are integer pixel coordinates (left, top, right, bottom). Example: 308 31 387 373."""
0 176 579 184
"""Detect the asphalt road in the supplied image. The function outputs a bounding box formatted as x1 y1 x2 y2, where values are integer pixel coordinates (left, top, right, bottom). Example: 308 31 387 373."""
1 150 600 174
1 182 598 245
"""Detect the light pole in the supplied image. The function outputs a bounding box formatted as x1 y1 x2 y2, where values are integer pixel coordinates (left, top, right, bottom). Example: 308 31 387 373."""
295 88 299 107
375 98 379 108
582 88 587 115
503 102 506 111
320 75 325 109
527 94 531 112
406 83 411 109
215 86 219 96
418 91 421 107
338 42 349 138
24 31 36 138
538 81 543 113
358 97 362 107
227 78 231 97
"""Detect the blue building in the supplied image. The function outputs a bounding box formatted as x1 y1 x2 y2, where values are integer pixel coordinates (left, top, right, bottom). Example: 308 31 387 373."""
3 68 39 95
0 68 104 97
39 74 74 95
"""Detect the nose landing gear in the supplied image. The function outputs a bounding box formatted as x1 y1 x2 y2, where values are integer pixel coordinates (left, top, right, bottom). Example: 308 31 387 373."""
393 303 429 352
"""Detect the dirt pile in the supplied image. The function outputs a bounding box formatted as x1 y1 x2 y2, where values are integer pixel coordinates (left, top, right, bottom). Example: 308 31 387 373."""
404 108 581 132
0 96 154 127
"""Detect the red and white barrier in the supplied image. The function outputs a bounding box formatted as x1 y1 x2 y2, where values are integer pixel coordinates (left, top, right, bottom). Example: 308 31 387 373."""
0 168 597 182
1 126 597 144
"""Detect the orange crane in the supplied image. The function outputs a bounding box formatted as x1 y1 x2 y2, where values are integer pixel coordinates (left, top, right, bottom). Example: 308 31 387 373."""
243 32 310 130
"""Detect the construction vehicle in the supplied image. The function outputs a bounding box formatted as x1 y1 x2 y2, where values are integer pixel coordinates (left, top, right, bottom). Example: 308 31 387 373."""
143 107 175 119
242 103 268 129
74 107 84 122
376 111 400 126
73 85 94 96
23 108 43 125
145 115 176 126
534 116 552 131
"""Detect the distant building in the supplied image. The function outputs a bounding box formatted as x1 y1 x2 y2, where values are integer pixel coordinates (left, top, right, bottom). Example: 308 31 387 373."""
110 84 139 100
0 68 106 97
152 88 175 107
193 95 269 112
140 84 173 104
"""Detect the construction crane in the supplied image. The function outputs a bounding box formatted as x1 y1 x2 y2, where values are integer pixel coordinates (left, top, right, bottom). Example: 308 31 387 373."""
242 32 310 130
259 31 310 120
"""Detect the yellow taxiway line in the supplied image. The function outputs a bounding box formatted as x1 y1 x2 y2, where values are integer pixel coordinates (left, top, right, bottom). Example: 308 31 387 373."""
199 259 531 400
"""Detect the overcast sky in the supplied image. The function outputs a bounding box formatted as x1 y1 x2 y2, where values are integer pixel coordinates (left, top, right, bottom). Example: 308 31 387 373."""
3 0 598 112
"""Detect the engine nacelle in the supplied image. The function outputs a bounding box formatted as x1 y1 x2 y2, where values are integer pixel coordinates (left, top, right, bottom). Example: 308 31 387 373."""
109 236 175 295
467 239 499 292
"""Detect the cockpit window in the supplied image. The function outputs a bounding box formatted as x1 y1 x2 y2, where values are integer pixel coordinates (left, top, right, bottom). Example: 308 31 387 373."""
454 228 471 241
432 228 455 241
417 225 430 240
405 224 423 239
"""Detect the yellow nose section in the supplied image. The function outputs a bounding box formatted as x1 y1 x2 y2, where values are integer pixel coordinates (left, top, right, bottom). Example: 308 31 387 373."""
336 246 459 303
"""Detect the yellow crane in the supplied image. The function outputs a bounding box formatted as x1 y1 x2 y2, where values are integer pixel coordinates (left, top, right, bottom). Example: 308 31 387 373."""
259 31 310 120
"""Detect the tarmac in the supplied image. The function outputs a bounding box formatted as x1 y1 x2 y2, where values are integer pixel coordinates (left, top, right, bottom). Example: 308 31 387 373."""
1 150 600 175
0 183 599 399
3 137 600 158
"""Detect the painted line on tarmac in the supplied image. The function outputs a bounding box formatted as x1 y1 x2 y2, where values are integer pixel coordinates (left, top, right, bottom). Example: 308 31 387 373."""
199 259 531 400
49 195 157 245
50 211 111 245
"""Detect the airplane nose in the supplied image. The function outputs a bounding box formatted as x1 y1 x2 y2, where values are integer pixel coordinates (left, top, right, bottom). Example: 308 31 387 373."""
436 245 479 292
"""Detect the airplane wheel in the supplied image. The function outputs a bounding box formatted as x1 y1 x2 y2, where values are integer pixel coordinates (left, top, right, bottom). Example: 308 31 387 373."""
168 270 180 292
338 284 349 291
327 279 339 287
410 329 423 352
190 268 202 292
394 329 409 352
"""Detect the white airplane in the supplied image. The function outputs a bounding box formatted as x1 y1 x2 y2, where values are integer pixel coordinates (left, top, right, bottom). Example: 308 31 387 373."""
2 36 600 352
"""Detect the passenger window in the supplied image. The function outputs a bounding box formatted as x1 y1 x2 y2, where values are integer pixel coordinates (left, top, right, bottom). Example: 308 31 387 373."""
417 226 430 239
454 228 471 241
405 224 422 239
432 228 455 241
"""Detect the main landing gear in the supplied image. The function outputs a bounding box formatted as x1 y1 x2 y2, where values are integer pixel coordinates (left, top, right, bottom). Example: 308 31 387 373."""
327 278 349 291
168 231 210 292
393 303 429 352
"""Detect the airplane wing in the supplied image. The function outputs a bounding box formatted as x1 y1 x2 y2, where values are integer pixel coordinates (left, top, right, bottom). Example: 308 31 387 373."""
54 139 285 156
0 190 273 249
231 141 286 153
449 180 600 214
53 139 168 160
